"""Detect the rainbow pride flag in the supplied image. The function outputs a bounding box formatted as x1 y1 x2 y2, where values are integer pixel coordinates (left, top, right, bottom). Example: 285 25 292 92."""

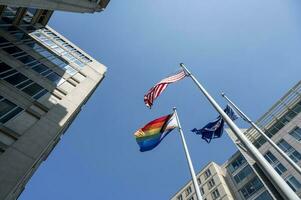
134 113 178 152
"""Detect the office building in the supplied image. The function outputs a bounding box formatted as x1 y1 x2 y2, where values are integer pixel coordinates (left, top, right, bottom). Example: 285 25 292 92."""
0 5 106 200
0 0 110 13
171 162 235 200
171 81 301 200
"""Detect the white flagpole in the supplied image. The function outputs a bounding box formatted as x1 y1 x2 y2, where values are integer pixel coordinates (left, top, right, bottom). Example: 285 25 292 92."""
173 107 203 200
221 93 301 175
179 63 300 200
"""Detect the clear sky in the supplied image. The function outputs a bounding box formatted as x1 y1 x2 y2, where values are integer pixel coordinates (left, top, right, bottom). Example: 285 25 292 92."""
19 0 301 199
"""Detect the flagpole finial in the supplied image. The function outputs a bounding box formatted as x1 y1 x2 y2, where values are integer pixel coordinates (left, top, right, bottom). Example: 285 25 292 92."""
173 107 177 111
180 63 185 67
221 92 226 97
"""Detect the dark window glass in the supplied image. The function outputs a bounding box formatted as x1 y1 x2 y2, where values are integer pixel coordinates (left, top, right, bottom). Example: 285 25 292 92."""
0 37 9 45
16 80 33 89
33 89 47 100
240 177 263 199
22 83 43 97
254 191 273 200
0 99 16 117
290 127 301 142
234 165 253 184
46 72 61 84
32 64 48 73
0 63 12 73
17 55 36 64
4 73 27 86
0 69 17 78
0 107 22 123
3 46 22 54
227 154 246 173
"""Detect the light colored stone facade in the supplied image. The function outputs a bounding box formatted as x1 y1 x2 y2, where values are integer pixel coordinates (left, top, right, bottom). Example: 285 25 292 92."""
171 81 301 200
0 6 106 200
0 0 110 13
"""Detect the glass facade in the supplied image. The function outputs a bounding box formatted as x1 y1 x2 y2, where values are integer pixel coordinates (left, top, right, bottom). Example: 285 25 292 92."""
264 151 287 175
0 62 48 99
253 100 301 148
277 139 301 163
240 177 263 199
286 176 301 192
290 127 301 142
254 191 273 200
234 165 253 184
0 96 23 124
227 154 246 173
31 27 92 70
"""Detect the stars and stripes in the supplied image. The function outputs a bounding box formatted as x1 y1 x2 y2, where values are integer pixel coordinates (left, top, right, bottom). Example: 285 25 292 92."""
144 70 187 108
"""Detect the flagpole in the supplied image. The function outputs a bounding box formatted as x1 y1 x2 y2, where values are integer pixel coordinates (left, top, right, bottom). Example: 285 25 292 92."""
221 93 301 175
173 107 203 200
179 63 300 200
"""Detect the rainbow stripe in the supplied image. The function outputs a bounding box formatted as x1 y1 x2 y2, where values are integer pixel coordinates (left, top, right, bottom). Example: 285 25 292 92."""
134 114 177 152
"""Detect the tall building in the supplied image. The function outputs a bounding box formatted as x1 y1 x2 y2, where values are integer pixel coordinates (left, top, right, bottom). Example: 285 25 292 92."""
0 5 107 200
0 0 110 13
171 162 236 200
171 81 301 200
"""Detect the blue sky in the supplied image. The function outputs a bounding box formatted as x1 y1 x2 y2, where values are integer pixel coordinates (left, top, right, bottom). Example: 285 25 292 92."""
20 0 301 199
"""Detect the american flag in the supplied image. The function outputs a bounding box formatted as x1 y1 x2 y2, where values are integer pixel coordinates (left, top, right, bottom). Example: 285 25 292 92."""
144 69 187 108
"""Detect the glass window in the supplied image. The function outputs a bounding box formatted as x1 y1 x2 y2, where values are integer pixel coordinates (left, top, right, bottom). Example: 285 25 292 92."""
290 127 301 142
197 177 201 185
0 62 12 73
286 176 301 192
254 135 267 148
204 169 211 179
0 98 23 123
200 187 204 195
45 72 65 86
264 151 287 175
17 55 36 65
187 196 194 200
227 154 246 173
32 64 48 73
176 194 183 200
22 83 43 97
185 186 192 196
240 177 263 199
0 99 16 117
234 165 253 184
277 139 301 163
2 46 22 54
292 102 301 114
208 178 215 189
211 189 220 200
254 191 273 200
4 73 28 86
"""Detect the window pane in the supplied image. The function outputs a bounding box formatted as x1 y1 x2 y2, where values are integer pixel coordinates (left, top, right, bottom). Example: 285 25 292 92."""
4 73 27 86
0 99 16 117
0 107 22 123
22 83 43 97
32 64 48 73
0 62 12 73
254 191 273 200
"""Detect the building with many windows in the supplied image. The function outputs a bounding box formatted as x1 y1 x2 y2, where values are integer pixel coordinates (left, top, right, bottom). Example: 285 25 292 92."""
171 81 301 200
0 4 106 200
0 0 110 13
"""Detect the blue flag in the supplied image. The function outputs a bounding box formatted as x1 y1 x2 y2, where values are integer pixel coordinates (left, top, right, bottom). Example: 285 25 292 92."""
191 105 238 143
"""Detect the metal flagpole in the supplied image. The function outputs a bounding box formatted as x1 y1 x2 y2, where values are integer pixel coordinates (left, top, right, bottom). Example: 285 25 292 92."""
179 63 300 200
173 107 203 200
221 93 301 176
